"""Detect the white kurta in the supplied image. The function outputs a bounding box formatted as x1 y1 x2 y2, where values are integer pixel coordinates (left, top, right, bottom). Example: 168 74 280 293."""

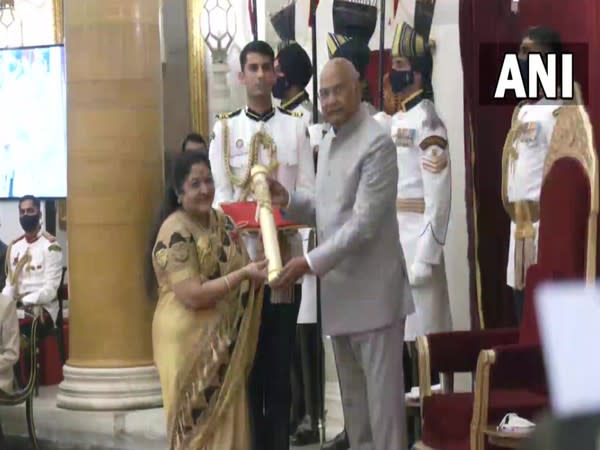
505 99 562 288
374 98 452 341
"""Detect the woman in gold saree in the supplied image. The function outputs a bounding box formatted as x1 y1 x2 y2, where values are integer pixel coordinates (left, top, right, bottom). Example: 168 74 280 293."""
145 151 267 450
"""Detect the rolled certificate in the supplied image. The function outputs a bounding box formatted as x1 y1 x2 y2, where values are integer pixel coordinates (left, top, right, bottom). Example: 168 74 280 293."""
250 164 282 283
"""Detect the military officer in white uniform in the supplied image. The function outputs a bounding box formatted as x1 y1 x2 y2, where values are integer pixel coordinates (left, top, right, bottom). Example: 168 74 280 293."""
502 26 564 323
208 40 314 450
2 195 63 325
374 22 452 344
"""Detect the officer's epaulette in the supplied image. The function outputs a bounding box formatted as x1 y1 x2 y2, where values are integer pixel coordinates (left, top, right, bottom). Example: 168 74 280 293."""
42 231 57 243
216 109 242 120
11 235 24 245
277 107 303 118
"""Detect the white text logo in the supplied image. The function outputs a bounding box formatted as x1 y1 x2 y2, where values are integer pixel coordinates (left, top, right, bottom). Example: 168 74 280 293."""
494 53 573 99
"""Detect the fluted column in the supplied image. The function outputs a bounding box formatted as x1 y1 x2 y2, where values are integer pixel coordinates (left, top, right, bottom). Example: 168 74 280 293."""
57 0 164 410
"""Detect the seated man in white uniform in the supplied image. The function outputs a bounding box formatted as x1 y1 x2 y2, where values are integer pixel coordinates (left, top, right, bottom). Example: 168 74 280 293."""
2 195 63 328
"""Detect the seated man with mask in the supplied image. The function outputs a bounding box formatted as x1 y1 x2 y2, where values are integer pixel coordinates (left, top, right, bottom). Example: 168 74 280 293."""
2 195 63 327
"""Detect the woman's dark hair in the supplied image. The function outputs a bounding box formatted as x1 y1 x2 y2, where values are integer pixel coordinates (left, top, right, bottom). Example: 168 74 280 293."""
144 151 211 299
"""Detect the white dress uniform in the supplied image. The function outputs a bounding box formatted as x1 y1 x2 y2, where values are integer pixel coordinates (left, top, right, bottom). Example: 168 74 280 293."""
2 230 63 324
504 98 563 289
374 91 452 341
208 105 315 303
282 92 319 324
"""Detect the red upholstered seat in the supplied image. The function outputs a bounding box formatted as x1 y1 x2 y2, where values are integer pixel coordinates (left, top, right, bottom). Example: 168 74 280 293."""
422 393 473 446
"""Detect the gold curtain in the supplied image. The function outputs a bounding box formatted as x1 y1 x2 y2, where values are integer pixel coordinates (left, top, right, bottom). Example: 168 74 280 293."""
186 0 209 138
52 0 63 43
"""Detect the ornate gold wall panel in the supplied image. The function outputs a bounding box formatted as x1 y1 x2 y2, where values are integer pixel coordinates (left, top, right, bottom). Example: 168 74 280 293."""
186 0 208 138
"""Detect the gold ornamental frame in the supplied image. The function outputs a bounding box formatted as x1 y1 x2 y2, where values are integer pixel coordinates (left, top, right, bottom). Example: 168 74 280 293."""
186 0 209 138
53 0 64 228
52 0 63 44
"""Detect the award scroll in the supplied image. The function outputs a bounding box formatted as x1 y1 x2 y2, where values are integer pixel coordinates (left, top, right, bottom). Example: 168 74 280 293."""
250 164 283 283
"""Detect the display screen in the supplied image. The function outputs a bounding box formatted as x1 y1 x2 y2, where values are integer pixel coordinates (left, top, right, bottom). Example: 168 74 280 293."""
0 45 67 199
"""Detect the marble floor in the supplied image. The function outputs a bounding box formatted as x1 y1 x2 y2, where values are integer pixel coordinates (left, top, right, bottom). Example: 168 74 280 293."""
0 383 344 450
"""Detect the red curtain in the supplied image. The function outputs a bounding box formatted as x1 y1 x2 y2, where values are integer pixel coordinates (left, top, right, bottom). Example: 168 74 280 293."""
460 0 600 329
460 0 520 329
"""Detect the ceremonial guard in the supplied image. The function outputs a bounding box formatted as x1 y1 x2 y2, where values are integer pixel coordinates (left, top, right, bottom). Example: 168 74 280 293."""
501 26 565 323
373 20 452 346
2 196 63 326
208 40 315 450
269 4 323 446
270 3 313 124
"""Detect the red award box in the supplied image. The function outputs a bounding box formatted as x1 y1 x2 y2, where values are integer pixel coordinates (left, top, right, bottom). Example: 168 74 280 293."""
219 201 303 231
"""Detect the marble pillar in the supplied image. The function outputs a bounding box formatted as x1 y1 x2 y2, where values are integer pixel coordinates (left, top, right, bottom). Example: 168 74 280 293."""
57 0 164 410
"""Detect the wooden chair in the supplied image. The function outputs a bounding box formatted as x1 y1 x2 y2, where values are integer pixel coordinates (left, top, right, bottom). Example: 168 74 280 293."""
0 314 41 450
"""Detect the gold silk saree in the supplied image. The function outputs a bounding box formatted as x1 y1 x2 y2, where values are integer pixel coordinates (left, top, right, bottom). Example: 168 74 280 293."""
152 209 263 450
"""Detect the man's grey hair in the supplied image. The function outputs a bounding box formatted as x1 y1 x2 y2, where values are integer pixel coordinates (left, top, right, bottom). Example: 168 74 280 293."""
325 57 360 82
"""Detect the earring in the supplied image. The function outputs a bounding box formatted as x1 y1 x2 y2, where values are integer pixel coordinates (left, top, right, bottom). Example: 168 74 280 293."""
177 196 182 205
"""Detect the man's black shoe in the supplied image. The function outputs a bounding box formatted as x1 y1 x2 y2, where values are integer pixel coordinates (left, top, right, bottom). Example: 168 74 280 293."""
321 429 349 450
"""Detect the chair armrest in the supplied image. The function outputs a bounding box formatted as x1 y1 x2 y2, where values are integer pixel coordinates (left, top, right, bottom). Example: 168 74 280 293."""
421 329 520 374
489 344 547 392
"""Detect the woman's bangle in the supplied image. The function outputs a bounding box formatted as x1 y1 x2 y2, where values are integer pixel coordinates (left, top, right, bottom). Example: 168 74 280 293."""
223 275 232 292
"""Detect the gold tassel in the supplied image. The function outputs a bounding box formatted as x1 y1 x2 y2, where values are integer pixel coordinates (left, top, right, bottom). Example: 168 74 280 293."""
523 235 536 286
514 238 525 291
513 201 537 290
